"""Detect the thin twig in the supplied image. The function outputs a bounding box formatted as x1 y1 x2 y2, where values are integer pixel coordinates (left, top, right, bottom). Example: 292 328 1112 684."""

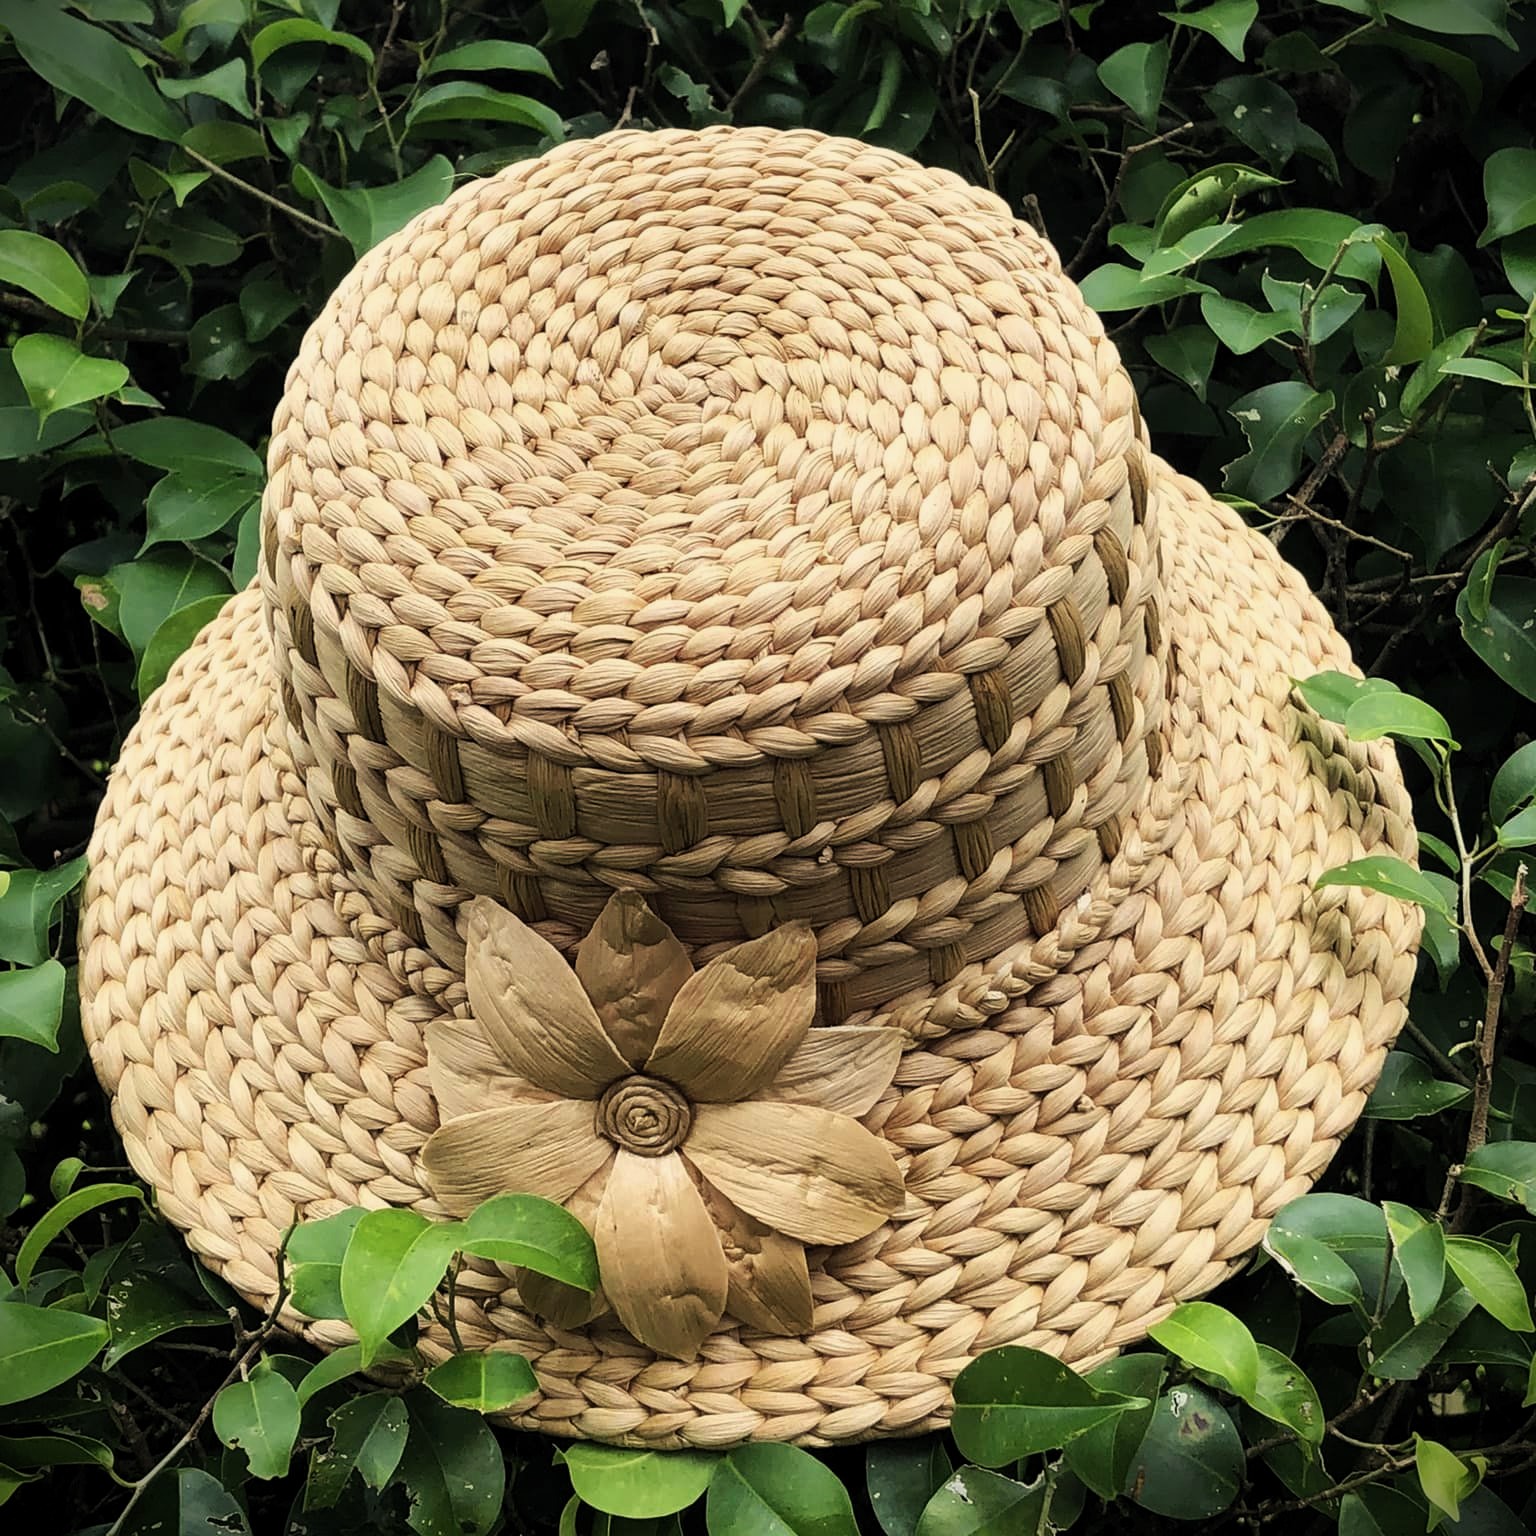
727 16 793 113
179 146 341 239
0 290 185 344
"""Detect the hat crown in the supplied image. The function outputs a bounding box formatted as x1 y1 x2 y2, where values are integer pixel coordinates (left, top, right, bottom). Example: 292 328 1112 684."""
259 126 1168 1025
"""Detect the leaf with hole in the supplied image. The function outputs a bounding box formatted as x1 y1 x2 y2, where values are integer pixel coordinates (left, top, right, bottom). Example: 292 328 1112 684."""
213 1359 301 1480
396 1389 506 1536
913 1467 1044 1536
1458 577 1536 703
304 1391 409 1510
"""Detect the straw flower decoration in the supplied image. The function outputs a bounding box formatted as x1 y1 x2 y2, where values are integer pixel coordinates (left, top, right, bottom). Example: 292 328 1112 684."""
420 893 907 1361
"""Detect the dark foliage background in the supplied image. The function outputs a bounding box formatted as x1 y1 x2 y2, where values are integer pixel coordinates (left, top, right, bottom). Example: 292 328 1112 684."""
2 1 1536 1532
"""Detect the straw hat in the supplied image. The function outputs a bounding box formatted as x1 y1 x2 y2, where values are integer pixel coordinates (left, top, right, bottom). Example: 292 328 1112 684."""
80 126 1421 1447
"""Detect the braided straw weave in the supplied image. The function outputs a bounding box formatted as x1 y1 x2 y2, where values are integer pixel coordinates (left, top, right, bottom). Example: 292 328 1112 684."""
81 126 1421 1447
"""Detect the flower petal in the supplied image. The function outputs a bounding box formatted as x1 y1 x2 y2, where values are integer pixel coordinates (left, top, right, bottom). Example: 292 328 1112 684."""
420 1102 610 1216
517 1160 613 1328
425 1019 555 1123
684 1102 904 1245
574 891 693 1068
464 897 629 1097
594 1150 728 1360
758 1026 906 1116
643 925 817 1102
695 1179 813 1337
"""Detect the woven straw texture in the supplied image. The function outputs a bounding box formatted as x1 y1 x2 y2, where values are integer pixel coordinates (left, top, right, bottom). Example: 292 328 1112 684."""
80 126 1421 1448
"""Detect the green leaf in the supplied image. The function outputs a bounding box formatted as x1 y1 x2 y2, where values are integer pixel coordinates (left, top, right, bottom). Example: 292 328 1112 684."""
109 415 262 475
563 1443 718 1518
212 1359 301 1480
1415 1436 1479 1530
1224 382 1334 502
1384 0 1513 43
1445 1236 1535 1332
293 156 455 257
102 1268 225 1367
0 858 87 966
305 1392 409 1510
1162 0 1258 60
866 1439 952 1536
1200 294 1293 355
863 45 903 135
251 18 374 73
1250 1345 1325 1444
1155 164 1286 246
1205 76 1298 169
1402 326 1481 417
1457 577 1536 703
426 41 557 82
5 0 186 141
137 592 229 700
1365 1054 1470 1120
707 1444 859 1535
1294 671 1398 726
288 1207 366 1321
0 1430 113 1471
1078 264 1212 312
0 232 89 321
1490 742 1536 826
913 1467 1044 1536
1343 691 1456 747
159 57 252 119
1496 806 1536 848
1371 1287 1478 1379
1097 41 1168 130
187 304 255 383
339 1208 464 1365
1210 210 1381 278
1265 1194 1387 1310
951 1345 1148 1466
405 83 564 140
396 1389 505 1536
459 1193 597 1290
297 1342 368 1407
423 1349 537 1413
110 550 231 659
1148 1302 1260 1399
1315 857 1453 916
0 960 66 1052
0 1303 108 1405
10 335 128 425
1383 1203 1446 1324
15 1181 144 1287
1439 358 1527 388
1125 1385 1243 1520
1375 236 1435 366
1143 326 1217 400
1480 147 1536 246
1063 1353 1163 1499
143 470 261 553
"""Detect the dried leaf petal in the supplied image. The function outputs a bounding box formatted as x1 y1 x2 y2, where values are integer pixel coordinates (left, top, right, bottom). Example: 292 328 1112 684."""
696 1179 813 1337
420 1102 610 1216
685 1102 904 1246
425 1018 555 1123
517 1160 613 1328
574 891 693 1068
758 1026 906 1116
464 897 629 1098
594 1150 728 1360
644 925 817 1102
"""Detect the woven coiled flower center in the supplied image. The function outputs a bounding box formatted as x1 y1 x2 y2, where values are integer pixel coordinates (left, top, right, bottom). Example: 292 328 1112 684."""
596 1075 692 1156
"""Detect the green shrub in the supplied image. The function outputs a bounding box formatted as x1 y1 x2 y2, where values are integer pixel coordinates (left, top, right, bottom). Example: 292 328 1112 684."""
1 1 1534 1531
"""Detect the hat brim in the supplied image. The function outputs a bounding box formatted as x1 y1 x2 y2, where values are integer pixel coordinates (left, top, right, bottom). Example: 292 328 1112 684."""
80 458 1419 1447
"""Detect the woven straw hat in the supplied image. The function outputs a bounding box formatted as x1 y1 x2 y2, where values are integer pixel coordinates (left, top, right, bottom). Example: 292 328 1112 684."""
80 125 1421 1447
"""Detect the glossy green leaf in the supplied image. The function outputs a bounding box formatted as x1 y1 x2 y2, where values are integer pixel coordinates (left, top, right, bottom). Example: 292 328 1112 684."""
1370 1287 1478 1379
1144 326 1217 400
1155 164 1285 246
1125 1385 1243 1520
951 1345 1148 1466
0 959 66 1052
143 470 261 553
293 156 455 257
5 0 186 141
1315 857 1453 916
424 1349 538 1413
1415 1436 1479 1529
1373 236 1435 365
287 1206 366 1321
459 1192 598 1290
0 1303 108 1405
1383 1203 1446 1324
1444 1236 1535 1332
1162 0 1259 60
913 1467 1044 1536
0 1429 113 1470
1062 1352 1162 1499
213 1359 301 1480
396 1389 506 1536
305 1392 409 1510
136 592 229 700
110 416 262 475
426 41 557 81
1480 147 1536 246
250 18 374 73
339 1208 464 1365
564 1443 719 1518
406 83 564 140
1200 294 1293 355
0 858 87 966
1458 577 1536 703
1224 382 1334 503
1149 1302 1260 1399
866 1439 953 1536
11 335 128 425
1365 1053 1470 1120
1249 1345 1325 1444
1078 264 1213 312
1343 690 1456 746
1491 741 1536 825
15 1181 144 1287
0 232 89 320
102 1267 225 1368
297 1342 369 1407
1097 41 1168 129
1265 1194 1387 1309
707 1443 859 1535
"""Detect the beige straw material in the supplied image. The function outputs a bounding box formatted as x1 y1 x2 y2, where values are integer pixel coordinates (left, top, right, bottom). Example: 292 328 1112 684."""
79 126 1422 1447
